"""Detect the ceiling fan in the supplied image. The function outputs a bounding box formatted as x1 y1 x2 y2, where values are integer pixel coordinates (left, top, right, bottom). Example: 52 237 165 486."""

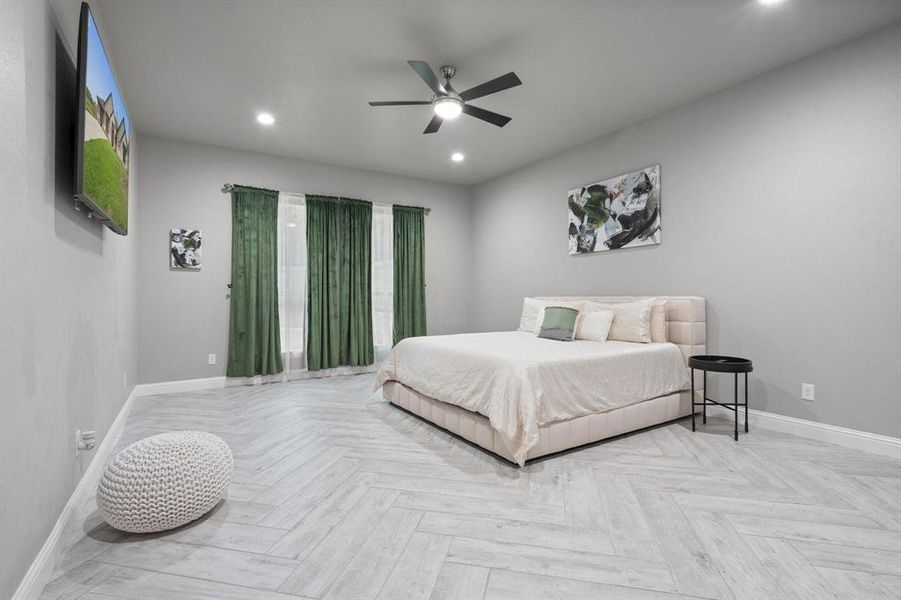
369 61 522 134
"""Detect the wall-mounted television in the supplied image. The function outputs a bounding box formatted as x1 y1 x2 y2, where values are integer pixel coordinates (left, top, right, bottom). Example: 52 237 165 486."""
74 2 130 235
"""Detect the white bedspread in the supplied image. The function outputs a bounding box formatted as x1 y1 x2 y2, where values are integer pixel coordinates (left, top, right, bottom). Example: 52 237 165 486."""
375 331 690 465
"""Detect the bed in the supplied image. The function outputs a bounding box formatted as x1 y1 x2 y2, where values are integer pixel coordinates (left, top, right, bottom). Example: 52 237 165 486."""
376 296 706 465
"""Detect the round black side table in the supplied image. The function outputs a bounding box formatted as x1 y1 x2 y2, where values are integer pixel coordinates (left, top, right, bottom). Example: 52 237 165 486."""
689 355 753 441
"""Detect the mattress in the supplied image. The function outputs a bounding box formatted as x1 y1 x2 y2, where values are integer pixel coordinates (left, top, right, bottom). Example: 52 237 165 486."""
375 331 690 465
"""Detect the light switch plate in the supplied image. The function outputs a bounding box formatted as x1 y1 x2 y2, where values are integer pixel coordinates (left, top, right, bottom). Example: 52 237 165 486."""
801 383 815 401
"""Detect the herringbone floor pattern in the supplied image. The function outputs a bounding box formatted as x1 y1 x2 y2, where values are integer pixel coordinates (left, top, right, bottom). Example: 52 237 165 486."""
41 375 901 599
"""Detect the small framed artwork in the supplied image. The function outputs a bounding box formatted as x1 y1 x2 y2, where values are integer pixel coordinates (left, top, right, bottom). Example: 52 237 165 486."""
170 228 201 269
568 164 661 255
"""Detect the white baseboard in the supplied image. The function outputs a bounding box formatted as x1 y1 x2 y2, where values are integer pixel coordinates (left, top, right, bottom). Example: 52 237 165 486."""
135 367 379 397
704 406 900 459
12 386 139 600
133 376 226 397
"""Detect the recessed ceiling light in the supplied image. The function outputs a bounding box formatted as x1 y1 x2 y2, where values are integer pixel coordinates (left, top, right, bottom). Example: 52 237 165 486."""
256 112 275 125
451 152 464 162
757 0 784 5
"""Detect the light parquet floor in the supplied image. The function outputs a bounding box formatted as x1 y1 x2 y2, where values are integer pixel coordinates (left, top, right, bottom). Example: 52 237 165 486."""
40 375 901 599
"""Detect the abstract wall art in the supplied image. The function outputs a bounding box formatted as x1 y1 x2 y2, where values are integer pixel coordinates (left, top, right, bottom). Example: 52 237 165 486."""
170 228 202 269
568 165 660 255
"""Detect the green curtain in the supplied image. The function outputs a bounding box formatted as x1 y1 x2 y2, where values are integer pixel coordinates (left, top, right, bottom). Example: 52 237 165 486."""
393 205 426 344
306 196 374 370
306 196 342 371
340 199 374 366
226 186 283 377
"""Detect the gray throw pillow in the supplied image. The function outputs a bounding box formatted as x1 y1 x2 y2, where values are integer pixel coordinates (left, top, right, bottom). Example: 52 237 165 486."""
537 306 579 341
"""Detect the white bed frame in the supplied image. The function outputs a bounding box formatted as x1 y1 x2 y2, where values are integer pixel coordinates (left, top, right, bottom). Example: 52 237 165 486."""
383 296 706 464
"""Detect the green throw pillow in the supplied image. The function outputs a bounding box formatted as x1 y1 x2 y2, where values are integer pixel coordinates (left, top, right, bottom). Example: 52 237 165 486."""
538 306 579 341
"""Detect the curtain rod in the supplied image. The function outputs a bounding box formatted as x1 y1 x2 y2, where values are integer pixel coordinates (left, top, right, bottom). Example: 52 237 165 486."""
221 183 431 215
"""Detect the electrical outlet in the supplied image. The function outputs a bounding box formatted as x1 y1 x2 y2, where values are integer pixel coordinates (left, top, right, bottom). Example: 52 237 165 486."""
801 383 815 402
75 430 96 454
208 353 217 365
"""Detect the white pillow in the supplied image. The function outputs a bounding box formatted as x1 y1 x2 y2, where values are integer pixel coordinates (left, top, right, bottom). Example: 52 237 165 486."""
518 298 546 332
575 309 614 342
650 298 668 342
576 301 608 334
590 298 654 343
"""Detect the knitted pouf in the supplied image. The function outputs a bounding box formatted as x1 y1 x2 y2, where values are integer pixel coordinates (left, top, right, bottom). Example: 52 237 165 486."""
97 431 233 533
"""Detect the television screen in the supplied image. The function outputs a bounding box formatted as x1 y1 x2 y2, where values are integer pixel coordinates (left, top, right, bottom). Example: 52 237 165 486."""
75 2 130 235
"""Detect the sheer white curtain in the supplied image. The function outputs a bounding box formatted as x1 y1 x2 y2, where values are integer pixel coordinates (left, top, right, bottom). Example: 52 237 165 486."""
372 204 394 362
277 192 307 379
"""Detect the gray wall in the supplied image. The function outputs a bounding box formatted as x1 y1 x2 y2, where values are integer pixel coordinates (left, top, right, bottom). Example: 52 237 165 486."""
471 25 901 438
135 135 473 384
1 10 897 596
0 0 139 596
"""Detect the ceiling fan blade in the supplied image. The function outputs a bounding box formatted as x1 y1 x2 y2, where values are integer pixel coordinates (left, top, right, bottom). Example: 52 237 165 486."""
459 72 522 102
423 114 442 134
368 101 431 106
408 60 445 95
462 104 511 128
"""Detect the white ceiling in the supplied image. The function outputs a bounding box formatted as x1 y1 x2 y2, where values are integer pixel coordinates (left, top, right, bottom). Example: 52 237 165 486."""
97 0 900 185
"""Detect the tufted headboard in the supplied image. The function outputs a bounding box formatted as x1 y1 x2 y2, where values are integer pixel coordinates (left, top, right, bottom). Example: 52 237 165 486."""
533 296 706 364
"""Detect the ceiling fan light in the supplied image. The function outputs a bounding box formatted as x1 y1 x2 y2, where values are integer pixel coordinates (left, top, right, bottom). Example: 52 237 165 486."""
433 97 463 120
